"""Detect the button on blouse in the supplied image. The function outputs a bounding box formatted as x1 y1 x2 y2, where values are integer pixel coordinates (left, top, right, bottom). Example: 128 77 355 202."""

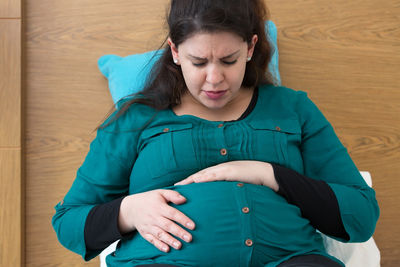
242 207 250 213
220 148 227 156
245 239 253 247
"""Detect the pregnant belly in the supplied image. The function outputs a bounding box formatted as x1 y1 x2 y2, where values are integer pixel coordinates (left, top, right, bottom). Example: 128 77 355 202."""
111 182 324 266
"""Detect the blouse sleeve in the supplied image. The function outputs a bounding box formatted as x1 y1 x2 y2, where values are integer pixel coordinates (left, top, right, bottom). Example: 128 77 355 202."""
272 163 349 239
52 108 142 261
295 91 379 242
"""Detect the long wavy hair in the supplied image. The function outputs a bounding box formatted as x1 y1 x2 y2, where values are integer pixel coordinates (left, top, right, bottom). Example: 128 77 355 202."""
100 0 273 129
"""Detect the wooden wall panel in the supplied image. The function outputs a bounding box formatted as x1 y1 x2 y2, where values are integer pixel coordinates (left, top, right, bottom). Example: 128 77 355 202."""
0 18 22 267
0 20 21 147
0 150 22 266
25 0 399 266
0 0 20 18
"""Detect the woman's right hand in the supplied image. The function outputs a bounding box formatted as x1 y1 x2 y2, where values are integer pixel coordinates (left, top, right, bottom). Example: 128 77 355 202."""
118 189 195 252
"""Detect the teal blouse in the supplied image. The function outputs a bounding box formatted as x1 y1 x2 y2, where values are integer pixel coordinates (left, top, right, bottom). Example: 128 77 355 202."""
52 85 379 267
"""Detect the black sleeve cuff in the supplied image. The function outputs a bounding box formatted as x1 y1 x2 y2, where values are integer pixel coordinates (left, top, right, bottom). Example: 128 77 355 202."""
84 197 133 251
271 163 349 240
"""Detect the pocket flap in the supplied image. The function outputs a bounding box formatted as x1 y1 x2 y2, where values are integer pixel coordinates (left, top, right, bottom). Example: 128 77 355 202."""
141 123 193 139
249 119 301 134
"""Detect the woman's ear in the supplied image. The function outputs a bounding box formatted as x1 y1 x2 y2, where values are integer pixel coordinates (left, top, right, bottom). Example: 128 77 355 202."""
247 34 258 60
168 38 180 65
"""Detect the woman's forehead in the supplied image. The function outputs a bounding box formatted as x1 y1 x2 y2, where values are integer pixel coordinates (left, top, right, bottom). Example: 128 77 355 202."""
179 31 247 57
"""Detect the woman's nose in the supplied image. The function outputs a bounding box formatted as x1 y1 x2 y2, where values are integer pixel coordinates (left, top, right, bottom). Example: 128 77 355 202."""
205 65 224 86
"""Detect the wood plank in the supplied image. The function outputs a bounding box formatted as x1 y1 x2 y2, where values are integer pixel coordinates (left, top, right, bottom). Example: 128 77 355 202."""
0 20 21 147
0 0 20 18
0 149 22 267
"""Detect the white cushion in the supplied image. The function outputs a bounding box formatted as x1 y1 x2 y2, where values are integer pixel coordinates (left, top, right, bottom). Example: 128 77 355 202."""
100 241 118 267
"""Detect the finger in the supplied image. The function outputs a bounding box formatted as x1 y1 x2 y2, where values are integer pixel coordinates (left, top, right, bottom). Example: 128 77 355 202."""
188 172 218 183
160 190 187 205
174 176 195 186
175 169 215 185
151 225 182 250
162 205 196 231
142 232 170 253
175 168 208 185
157 216 193 244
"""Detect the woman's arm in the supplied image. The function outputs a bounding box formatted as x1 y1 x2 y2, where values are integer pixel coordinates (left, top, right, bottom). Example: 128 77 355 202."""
84 197 126 251
84 189 195 253
296 90 379 242
53 107 196 260
52 112 137 260
271 163 348 239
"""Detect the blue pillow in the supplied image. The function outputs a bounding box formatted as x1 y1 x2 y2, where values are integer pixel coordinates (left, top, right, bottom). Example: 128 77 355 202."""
98 21 280 105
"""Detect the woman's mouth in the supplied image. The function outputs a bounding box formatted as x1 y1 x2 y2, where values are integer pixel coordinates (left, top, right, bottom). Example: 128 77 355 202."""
204 90 227 100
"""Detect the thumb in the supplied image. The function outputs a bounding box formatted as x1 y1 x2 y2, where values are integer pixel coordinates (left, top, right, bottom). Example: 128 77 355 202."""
160 190 187 205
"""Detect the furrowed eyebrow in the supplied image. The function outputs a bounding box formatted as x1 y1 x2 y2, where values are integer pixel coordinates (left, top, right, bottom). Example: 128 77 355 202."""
188 50 240 61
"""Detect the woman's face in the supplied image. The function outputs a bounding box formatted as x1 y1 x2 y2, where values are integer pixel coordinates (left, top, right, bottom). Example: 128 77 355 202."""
169 31 257 110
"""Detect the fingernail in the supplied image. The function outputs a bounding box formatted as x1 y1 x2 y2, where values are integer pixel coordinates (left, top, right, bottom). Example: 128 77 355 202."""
173 241 180 249
183 234 191 242
162 246 168 252
186 222 194 228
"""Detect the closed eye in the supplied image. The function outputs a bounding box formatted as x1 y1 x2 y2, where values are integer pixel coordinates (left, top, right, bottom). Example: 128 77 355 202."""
192 59 237 67
192 62 206 67
223 60 237 65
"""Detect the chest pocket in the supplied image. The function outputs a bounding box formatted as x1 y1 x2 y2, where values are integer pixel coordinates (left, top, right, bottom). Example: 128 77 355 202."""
138 123 196 179
249 119 301 165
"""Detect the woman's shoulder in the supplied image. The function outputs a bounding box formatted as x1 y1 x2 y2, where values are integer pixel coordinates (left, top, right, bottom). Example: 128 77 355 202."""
100 100 159 133
257 84 328 125
257 84 308 109
258 83 306 99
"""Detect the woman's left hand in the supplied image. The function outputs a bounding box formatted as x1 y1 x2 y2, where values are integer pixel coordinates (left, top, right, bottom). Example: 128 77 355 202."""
174 161 279 192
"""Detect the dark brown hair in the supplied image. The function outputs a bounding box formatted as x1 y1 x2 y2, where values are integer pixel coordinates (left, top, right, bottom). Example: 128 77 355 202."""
100 0 273 129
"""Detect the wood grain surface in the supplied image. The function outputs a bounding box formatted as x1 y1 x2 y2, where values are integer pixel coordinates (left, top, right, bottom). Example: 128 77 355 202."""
0 18 22 267
0 20 21 147
0 150 22 267
0 0 20 18
24 0 400 266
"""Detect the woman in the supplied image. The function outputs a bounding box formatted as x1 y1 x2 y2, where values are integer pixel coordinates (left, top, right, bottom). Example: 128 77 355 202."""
52 0 379 266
